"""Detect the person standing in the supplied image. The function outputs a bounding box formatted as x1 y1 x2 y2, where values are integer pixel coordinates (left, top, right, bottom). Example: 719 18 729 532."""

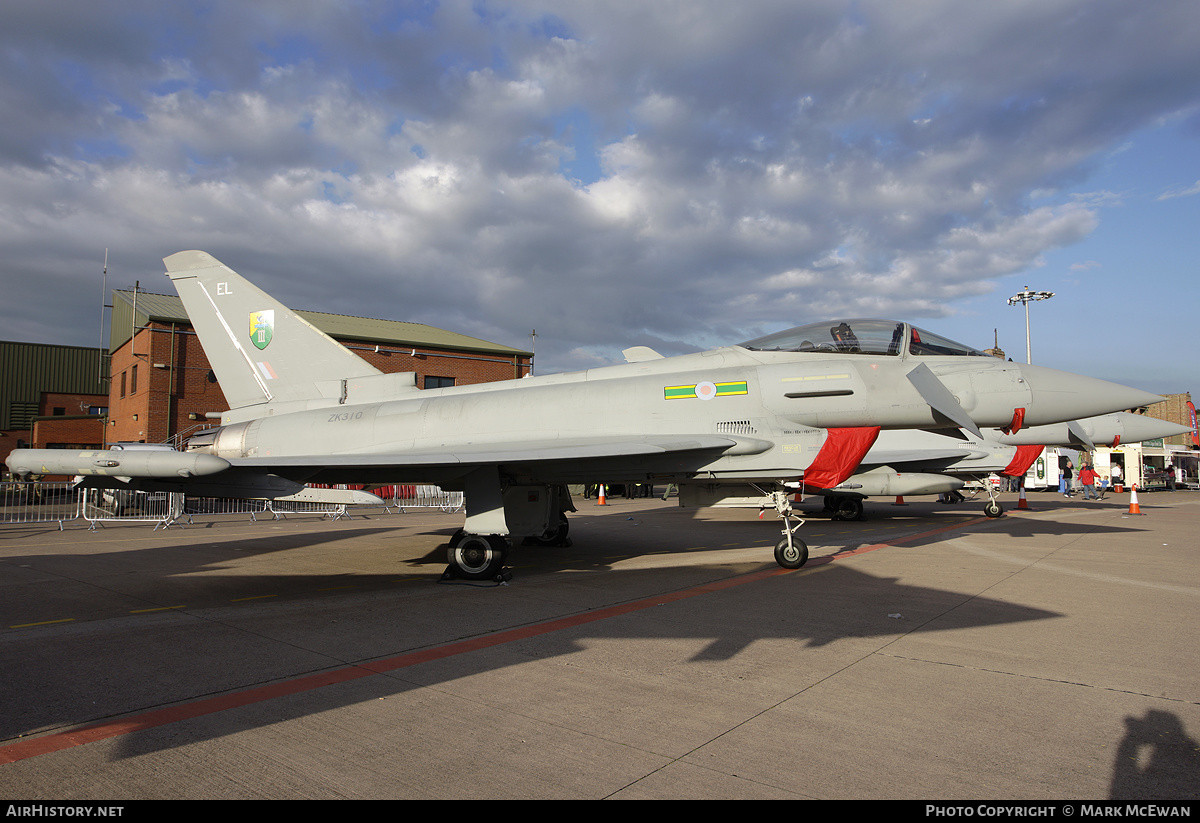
1061 458 1074 498
1079 463 1100 500
1111 462 1123 491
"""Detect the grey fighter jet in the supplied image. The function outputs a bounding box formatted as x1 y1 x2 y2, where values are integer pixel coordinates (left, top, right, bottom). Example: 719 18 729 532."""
809 413 1193 519
6 251 1164 578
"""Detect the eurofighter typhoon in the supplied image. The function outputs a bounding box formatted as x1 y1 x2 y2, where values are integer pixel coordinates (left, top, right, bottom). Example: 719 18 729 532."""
6 252 1163 579
807 412 1193 520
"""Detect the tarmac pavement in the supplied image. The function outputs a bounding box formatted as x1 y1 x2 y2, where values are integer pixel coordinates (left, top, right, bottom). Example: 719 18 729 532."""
0 489 1197 800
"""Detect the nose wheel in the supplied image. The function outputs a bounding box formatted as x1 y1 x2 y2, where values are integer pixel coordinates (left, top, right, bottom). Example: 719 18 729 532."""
774 537 809 569
763 489 810 569
979 477 1005 518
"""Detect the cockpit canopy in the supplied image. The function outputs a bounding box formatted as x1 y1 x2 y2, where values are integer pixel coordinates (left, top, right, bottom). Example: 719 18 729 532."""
739 319 986 357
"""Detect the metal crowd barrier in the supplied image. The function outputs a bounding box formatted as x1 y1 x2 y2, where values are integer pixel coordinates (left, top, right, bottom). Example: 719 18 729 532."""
80 488 185 530
1 481 463 530
381 484 464 513
0 481 82 529
180 495 347 524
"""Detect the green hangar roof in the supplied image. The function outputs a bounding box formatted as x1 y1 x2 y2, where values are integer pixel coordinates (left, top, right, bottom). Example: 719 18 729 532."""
0 340 108 430
109 290 532 358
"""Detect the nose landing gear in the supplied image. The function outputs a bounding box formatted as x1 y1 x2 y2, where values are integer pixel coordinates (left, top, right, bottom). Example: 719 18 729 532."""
764 490 809 569
981 478 1005 518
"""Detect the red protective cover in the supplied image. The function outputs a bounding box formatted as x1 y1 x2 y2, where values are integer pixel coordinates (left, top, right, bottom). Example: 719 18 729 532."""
1001 407 1026 435
803 427 882 489
1002 444 1043 478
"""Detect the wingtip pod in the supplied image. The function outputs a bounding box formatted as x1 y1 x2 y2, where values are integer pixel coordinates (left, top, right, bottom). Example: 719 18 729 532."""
1017 363 1166 427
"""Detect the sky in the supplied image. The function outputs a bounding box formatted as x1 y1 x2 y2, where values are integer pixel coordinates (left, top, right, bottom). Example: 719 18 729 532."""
1 0 1197 394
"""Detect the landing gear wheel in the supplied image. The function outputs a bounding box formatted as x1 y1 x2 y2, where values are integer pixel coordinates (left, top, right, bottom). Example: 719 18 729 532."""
530 515 569 546
448 534 508 580
774 538 809 569
984 501 1004 518
833 497 864 521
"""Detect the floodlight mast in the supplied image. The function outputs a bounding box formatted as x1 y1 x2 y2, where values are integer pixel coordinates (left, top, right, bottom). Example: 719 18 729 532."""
1007 286 1055 364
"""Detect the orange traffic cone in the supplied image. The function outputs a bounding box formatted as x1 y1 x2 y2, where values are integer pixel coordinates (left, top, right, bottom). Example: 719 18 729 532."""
1127 484 1142 515
1017 487 1030 510
892 495 906 506
597 483 607 506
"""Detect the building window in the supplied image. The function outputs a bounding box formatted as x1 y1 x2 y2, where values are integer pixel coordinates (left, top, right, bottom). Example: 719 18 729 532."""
120 372 126 398
424 376 455 389
130 365 138 394
88 406 108 416
52 407 65 416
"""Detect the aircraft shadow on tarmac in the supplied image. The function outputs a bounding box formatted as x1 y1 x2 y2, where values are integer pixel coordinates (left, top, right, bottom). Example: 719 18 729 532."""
4 502 1193 801
1 534 1063 756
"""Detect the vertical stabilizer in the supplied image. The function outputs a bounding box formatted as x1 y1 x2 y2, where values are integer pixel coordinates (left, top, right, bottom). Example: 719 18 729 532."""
164 251 381 412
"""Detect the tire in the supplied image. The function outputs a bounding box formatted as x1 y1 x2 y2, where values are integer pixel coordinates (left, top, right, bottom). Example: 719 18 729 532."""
984 501 1003 518
834 497 864 521
774 538 809 569
448 534 508 580
530 515 569 546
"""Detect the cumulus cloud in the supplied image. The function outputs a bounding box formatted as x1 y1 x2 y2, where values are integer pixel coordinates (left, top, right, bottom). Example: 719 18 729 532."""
1 0 1198 375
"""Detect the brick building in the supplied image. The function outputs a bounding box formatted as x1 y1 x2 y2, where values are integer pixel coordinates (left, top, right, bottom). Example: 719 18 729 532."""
0 341 109 468
106 288 533 446
1138 392 1197 449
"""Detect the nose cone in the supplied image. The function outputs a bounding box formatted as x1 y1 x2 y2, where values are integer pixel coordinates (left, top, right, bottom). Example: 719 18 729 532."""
1018 364 1164 426
1102 412 1193 443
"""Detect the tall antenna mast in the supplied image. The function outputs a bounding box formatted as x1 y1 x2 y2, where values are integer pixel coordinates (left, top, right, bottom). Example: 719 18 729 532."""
99 249 109 386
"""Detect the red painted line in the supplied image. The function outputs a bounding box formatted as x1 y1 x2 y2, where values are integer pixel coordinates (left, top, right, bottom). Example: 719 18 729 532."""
0 567 789 765
0 515 986 765
0 666 377 765
359 567 792 674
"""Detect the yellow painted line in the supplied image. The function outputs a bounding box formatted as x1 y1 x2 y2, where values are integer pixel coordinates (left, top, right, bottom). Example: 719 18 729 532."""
231 594 278 602
781 374 851 382
130 606 185 614
10 618 74 628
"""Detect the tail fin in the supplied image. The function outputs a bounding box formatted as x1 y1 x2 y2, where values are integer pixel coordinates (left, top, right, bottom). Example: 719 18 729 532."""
164 251 380 413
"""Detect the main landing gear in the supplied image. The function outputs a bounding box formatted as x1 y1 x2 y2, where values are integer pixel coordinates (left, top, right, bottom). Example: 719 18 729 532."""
443 472 574 583
444 532 512 582
822 495 865 521
527 512 570 547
